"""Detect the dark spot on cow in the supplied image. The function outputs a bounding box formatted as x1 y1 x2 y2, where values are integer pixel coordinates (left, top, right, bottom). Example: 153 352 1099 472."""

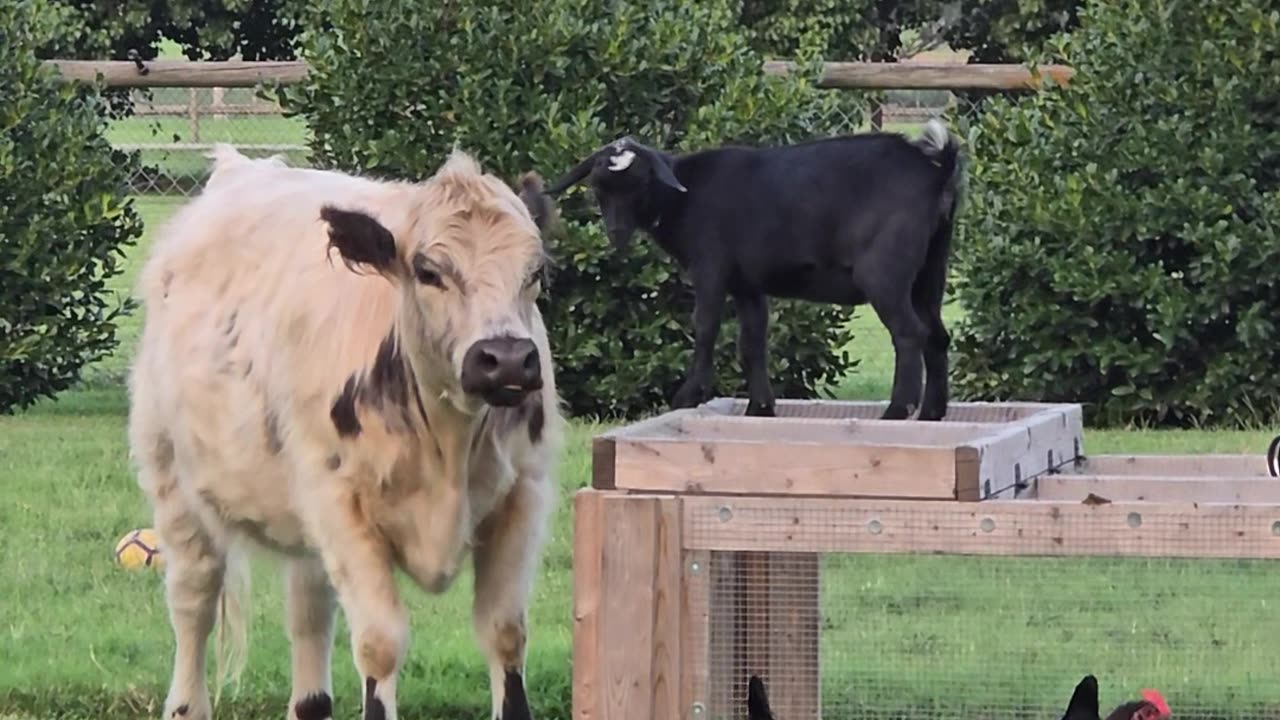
243 360 253 378
364 677 387 720
154 433 175 471
326 454 341 471
528 403 545 444
500 669 532 720
223 309 238 336
368 332 414 430
331 375 362 437
264 409 284 454
409 375 429 428
173 704 189 717
295 692 333 720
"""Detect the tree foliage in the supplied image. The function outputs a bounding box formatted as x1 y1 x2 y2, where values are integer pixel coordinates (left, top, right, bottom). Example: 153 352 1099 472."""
952 0 1280 428
1 0 144 412
278 0 858 420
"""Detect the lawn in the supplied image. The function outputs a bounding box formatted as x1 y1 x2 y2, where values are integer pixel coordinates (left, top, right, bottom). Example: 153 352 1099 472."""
2 196 1278 720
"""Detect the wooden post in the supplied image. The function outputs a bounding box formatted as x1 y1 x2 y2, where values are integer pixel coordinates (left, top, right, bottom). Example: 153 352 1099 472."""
572 490 683 720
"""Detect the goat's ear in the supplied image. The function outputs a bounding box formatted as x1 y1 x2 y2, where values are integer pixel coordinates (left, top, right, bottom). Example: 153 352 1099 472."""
320 205 401 278
645 149 687 193
517 171 561 234
747 675 775 720
1063 675 1101 720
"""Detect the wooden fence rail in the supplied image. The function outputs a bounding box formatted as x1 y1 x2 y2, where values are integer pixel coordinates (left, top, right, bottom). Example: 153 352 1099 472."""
44 58 1075 91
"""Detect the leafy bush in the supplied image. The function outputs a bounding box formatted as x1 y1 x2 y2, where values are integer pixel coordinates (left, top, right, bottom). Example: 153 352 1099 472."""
952 0 1280 428
0 0 144 413
279 0 860 419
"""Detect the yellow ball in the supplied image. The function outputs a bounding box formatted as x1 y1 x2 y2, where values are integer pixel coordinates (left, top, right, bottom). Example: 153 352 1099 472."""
114 528 164 571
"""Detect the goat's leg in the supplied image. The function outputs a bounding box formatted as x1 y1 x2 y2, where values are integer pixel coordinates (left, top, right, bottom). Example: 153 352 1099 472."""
285 556 338 720
472 474 552 720
913 295 951 421
868 291 928 420
304 488 408 720
672 280 727 410
735 293 776 417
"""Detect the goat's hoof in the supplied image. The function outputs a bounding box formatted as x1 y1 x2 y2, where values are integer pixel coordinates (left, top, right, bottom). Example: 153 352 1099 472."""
917 407 946 421
880 404 913 420
745 402 775 418
671 384 709 409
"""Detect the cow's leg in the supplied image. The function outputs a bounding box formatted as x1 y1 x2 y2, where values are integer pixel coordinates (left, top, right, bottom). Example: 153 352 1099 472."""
305 487 408 720
150 473 227 720
285 556 338 720
672 274 728 410
734 292 776 417
472 474 552 720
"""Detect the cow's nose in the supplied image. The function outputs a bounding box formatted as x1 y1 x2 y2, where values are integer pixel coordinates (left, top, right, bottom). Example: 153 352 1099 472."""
460 336 542 406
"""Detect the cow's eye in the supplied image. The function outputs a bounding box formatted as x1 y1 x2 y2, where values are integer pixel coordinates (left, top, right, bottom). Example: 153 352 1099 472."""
415 266 444 288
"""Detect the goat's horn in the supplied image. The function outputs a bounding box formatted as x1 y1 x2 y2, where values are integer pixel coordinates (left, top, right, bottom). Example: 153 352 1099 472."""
546 154 596 195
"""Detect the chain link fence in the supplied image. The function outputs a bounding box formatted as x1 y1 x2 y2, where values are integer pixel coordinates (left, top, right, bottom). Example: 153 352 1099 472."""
105 84 989 198
110 86 312 196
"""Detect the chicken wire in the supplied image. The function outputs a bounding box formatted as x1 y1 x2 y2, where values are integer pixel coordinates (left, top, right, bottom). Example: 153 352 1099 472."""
684 501 1280 720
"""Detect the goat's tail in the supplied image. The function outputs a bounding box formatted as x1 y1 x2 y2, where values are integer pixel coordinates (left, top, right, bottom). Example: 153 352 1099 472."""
211 541 251 710
913 118 965 308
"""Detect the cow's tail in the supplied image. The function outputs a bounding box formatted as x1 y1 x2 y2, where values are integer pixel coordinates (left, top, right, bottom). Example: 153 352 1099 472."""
211 541 251 708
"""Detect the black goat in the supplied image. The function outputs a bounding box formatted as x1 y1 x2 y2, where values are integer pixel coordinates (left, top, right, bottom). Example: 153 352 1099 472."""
546 121 964 419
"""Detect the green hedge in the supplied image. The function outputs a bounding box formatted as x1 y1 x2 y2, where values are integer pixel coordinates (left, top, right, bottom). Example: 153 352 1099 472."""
279 0 859 420
952 0 1280 428
0 0 144 413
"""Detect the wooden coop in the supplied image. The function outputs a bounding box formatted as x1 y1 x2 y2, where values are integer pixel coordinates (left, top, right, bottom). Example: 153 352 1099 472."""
571 399 1280 720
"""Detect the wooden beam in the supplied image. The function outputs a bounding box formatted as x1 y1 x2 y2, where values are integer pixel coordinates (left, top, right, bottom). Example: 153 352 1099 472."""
682 495 1280 559
763 60 1075 91
1034 475 1280 504
43 60 309 88
572 490 683 720
1074 454 1269 478
43 58 1075 92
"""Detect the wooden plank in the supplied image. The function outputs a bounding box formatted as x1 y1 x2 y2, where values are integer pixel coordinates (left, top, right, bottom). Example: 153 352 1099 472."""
611 435 963 499
677 414 995 445
572 489 605 720
598 495 659 720
763 60 1075 90
44 59 309 88
763 553 821 720
1034 475 1280 504
682 496 1280 559
696 397 1080 423
975 404 1085 499
680 549 712 720
651 498 683 720
1074 454 1269 477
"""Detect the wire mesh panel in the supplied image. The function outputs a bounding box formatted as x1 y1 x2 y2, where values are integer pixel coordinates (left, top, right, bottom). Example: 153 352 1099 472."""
683 498 1280 720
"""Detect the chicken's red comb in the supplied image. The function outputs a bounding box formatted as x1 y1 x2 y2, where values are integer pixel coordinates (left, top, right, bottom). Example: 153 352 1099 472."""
1141 689 1171 718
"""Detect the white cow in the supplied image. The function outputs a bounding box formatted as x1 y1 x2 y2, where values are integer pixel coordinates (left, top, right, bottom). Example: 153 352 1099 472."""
127 145 563 720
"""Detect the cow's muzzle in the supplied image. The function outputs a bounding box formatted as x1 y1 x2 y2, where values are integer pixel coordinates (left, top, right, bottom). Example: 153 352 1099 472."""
460 336 543 407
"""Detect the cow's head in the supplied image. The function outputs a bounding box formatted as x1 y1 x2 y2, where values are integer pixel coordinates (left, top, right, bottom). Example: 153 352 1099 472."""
320 151 558 413
545 136 686 249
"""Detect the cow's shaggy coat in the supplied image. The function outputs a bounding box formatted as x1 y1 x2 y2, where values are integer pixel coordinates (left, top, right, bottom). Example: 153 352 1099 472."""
127 145 563 720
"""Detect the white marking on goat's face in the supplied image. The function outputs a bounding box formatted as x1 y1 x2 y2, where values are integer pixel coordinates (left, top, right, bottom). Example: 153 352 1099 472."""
609 150 636 172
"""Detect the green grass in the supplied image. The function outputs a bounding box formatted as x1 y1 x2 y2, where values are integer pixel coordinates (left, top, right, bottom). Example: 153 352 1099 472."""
2 197 1278 720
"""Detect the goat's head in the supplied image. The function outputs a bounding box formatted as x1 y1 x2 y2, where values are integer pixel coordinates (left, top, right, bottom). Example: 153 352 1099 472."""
321 151 557 413
546 136 687 248
1062 675 1172 720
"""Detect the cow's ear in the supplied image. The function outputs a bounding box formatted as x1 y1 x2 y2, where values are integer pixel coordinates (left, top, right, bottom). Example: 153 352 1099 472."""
321 206 401 278
517 172 560 234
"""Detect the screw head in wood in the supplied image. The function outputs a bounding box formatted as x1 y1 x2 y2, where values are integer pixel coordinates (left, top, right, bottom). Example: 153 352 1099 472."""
718 506 733 522
867 519 883 535
980 517 996 533
1127 512 1143 528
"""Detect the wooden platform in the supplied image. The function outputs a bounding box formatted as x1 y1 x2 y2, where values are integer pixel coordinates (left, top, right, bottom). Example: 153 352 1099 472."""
573 398 1280 720
592 399 1086 501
